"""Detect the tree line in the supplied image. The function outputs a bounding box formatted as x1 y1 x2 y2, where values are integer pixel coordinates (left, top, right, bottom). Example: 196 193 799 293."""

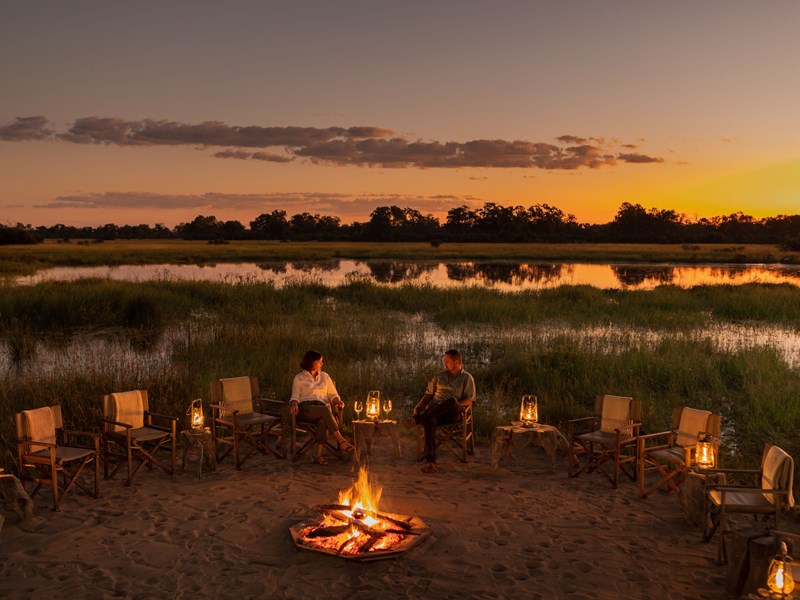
2 202 800 248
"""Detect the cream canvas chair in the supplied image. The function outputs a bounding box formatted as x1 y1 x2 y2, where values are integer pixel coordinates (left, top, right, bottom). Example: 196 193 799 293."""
568 394 641 488
16 405 100 510
703 444 795 563
210 376 284 468
102 389 177 485
638 406 722 498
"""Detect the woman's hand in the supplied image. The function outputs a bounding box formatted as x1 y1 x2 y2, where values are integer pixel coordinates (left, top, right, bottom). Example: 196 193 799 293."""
331 397 344 410
290 400 299 415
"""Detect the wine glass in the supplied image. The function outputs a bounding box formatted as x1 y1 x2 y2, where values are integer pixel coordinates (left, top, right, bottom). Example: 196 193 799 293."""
354 400 363 421
382 399 392 420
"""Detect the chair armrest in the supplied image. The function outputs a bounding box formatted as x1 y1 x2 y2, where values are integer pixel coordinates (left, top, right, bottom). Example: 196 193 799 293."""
638 430 675 443
567 415 598 439
256 397 286 416
102 417 133 430
568 416 597 425
147 411 178 425
210 403 240 418
62 429 101 447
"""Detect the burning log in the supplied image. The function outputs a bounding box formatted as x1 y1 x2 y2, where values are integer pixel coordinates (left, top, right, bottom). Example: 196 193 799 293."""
319 504 414 530
305 524 349 538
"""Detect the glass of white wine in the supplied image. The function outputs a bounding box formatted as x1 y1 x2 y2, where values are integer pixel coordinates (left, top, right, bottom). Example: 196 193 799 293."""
382 399 392 419
354 400 363 421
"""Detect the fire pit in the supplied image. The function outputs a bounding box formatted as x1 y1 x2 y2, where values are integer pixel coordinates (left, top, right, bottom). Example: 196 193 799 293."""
290 468 431 562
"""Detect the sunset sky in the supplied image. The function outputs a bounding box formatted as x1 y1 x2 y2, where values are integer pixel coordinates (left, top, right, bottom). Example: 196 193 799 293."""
1 1 799 228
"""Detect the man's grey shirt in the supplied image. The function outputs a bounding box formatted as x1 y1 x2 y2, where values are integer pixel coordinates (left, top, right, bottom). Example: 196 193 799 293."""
425 369 476 408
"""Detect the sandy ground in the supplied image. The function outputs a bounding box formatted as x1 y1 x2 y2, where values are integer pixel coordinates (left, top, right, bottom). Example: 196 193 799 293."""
0 437 739 600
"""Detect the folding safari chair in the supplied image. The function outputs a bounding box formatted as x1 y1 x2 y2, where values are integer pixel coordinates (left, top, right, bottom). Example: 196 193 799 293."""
567 394 641 488
288 402 344 462
16 405 100 510
102 389 177 485
638 406 721 498
210 376 285 468
416 399 475 463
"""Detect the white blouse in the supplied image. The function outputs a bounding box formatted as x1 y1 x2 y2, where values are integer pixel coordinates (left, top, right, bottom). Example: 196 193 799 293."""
290 370 340 405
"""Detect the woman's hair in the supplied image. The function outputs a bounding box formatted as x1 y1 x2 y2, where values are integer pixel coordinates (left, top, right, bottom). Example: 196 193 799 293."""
300 350 323 371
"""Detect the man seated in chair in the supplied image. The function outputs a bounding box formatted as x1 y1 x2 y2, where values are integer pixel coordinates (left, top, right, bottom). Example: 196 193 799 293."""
411 349 476 474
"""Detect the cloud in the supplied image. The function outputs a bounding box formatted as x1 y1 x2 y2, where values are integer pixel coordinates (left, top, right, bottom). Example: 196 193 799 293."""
5 114 665 170
58 117 395 147
32 191 478 221
0 116 53 141
617 153 664 164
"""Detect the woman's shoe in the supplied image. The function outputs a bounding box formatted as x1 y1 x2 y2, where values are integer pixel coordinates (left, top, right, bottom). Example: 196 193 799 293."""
338 440 355 454
312 454 329 465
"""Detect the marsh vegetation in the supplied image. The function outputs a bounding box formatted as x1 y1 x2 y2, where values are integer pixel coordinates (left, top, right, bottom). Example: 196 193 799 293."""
1 278 799 480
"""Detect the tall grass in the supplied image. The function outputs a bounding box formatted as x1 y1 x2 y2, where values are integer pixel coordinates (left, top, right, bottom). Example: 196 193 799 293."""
1 278 800 482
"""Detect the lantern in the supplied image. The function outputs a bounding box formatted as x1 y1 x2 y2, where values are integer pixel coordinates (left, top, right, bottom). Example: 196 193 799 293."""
767 540 795 598
189 398 204 431
695 431 717 469
366 391 381 420
519 395 538 427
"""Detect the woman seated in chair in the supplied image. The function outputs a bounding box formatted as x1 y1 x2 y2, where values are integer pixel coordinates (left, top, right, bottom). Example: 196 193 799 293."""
289 350 355 464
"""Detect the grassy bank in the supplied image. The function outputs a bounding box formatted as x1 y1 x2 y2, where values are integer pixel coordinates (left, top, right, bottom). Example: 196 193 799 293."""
1 240 798 276
1 279 799 480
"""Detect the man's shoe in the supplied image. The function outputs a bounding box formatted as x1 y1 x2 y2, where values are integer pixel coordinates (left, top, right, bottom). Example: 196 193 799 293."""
421 462 437 474
401 417 417 428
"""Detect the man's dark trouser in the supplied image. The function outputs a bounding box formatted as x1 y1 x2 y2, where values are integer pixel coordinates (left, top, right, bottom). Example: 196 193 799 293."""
415 397 462 464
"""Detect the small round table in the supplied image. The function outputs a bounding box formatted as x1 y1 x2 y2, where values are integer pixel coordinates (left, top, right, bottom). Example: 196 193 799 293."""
181 428 217 478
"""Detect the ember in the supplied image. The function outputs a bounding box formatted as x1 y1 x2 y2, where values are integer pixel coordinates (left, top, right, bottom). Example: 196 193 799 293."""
290 467 431 561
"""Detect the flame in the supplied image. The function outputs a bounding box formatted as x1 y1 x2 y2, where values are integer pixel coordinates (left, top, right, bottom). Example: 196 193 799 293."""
338 467 383 515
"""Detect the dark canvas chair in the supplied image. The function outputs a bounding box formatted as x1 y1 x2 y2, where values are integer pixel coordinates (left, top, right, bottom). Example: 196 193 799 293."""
102 389 177 485
703 444 795 563
288 402 344 462
638 406 722 498
15 405 100 510
415 399 475 463
568 394 641 488
210 376 284 468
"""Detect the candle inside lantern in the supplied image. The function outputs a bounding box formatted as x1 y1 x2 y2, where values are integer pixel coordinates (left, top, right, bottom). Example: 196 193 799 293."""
190 398 204 431
366 391 380 420
695 431 717 469
520 395 538 427
767 540 795 597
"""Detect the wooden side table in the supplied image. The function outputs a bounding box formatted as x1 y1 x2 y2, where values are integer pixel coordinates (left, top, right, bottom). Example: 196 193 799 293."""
491 424 570 471
181 428 217 478
353 420 401 460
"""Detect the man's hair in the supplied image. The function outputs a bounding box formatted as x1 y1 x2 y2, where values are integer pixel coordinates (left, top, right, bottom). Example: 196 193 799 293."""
444 349 462 362
300 350 323 371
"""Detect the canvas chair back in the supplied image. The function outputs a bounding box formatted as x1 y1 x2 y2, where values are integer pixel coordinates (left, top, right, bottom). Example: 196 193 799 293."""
598 395 635 433
103 390 149 432
761 445 795 508
17 405 61 453
219 376 254 415
674 407 712 447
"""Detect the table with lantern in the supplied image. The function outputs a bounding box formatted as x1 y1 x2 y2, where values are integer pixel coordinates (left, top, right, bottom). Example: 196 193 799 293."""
491 423 570 471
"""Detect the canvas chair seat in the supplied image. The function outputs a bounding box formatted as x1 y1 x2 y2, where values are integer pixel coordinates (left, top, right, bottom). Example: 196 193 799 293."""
102 389 177 486
211 376 285 468
28 446 96 464
703 443 795 563
16 405 100 511
568 394 641 488
638 407 721 499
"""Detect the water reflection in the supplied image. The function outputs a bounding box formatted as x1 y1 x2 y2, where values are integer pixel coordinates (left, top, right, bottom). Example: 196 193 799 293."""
11 260 800 290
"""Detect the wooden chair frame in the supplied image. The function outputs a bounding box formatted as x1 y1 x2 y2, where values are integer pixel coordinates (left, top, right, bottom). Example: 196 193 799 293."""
16 405 100 511
638 407 722 498
702 443 794 563
102 390 177 486
210 376 285 468
288 402 344 462
416 399 475 463
568 395 642 489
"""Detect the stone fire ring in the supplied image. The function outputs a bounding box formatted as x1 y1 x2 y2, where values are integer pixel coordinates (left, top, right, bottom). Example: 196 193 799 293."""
289 511 432 562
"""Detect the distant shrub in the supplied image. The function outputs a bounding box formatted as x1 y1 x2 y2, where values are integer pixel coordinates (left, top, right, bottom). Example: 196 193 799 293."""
0 225 40 245
780 236 800 252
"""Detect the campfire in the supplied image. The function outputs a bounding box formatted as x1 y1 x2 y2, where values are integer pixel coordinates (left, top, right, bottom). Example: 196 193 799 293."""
290 468 431 561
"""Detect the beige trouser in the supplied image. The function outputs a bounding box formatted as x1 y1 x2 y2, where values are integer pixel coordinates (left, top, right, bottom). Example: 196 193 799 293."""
297 401 339 444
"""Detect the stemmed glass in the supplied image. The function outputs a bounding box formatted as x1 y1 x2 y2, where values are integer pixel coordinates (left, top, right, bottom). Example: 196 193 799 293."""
382 399 392 420
354 400 363 421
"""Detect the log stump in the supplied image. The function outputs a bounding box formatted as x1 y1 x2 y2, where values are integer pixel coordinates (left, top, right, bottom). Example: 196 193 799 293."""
0 472 36 529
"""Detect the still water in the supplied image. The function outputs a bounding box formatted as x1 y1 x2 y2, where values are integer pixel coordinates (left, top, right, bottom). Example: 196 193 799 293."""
13 260 800 290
